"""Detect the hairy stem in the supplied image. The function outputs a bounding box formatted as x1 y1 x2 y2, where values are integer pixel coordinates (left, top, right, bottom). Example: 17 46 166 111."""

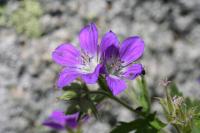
97 76 145 117
88 91 144 117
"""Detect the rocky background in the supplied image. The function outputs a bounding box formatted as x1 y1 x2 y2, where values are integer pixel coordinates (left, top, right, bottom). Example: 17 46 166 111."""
0 0 200 133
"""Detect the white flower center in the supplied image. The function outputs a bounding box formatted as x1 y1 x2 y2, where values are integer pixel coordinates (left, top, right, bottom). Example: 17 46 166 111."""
80 53 98 74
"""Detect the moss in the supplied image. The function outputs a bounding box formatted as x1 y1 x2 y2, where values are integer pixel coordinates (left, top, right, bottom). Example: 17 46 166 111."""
10 0 43 38
0 5 6 26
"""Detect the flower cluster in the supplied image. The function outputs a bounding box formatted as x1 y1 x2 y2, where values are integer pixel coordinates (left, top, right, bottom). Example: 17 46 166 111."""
52 23 144 95
44 23 145 131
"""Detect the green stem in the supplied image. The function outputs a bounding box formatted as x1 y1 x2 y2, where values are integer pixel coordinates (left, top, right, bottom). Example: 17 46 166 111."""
76 125 83 133
97 76 145 117
66 127 75 133
88 91 144 117
174 125 181 133
98 75 110 92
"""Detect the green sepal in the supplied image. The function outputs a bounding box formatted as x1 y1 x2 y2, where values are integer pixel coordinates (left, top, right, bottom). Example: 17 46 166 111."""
59 90 77 101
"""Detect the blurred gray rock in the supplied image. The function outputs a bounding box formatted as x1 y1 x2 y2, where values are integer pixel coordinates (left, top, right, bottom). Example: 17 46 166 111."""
0 0 200 132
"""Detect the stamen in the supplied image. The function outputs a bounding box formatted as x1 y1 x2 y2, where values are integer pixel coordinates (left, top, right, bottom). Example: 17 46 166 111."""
106 57 124 76
80 53 98 73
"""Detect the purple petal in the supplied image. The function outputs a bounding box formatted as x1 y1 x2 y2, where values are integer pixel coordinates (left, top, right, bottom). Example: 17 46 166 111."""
57 68 80 88
43 110 66 130
79 23 98 56
122 64 143 80
81 64 101 84
104 45 120 65
99 65 106 74
120 36 144 65
52 44 81 67
106 75 127 95
100 31 119 54
65 113 79 128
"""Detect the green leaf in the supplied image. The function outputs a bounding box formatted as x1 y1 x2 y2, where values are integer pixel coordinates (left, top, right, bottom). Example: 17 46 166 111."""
135 76 151 113
185 98 200 111
150 117 166 131
90 93 105 104
185 98 200 133
59 90 77 101
63 83 82 92
192 119 200 133
78 98 99 119
169 82 183 97
111 119 146 133
111 113 166 133
65 102 79 114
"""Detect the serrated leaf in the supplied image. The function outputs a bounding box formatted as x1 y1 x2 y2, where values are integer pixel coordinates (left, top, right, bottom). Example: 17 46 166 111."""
111 113 166 133
111 119 145 133
59 90 77 101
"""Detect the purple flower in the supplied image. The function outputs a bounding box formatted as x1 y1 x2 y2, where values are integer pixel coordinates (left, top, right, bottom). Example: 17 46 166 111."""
102 35 145 95
43 110 79 130
52 23 118 88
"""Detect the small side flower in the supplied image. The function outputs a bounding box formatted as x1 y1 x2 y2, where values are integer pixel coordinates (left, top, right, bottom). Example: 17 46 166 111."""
43 110 79 130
